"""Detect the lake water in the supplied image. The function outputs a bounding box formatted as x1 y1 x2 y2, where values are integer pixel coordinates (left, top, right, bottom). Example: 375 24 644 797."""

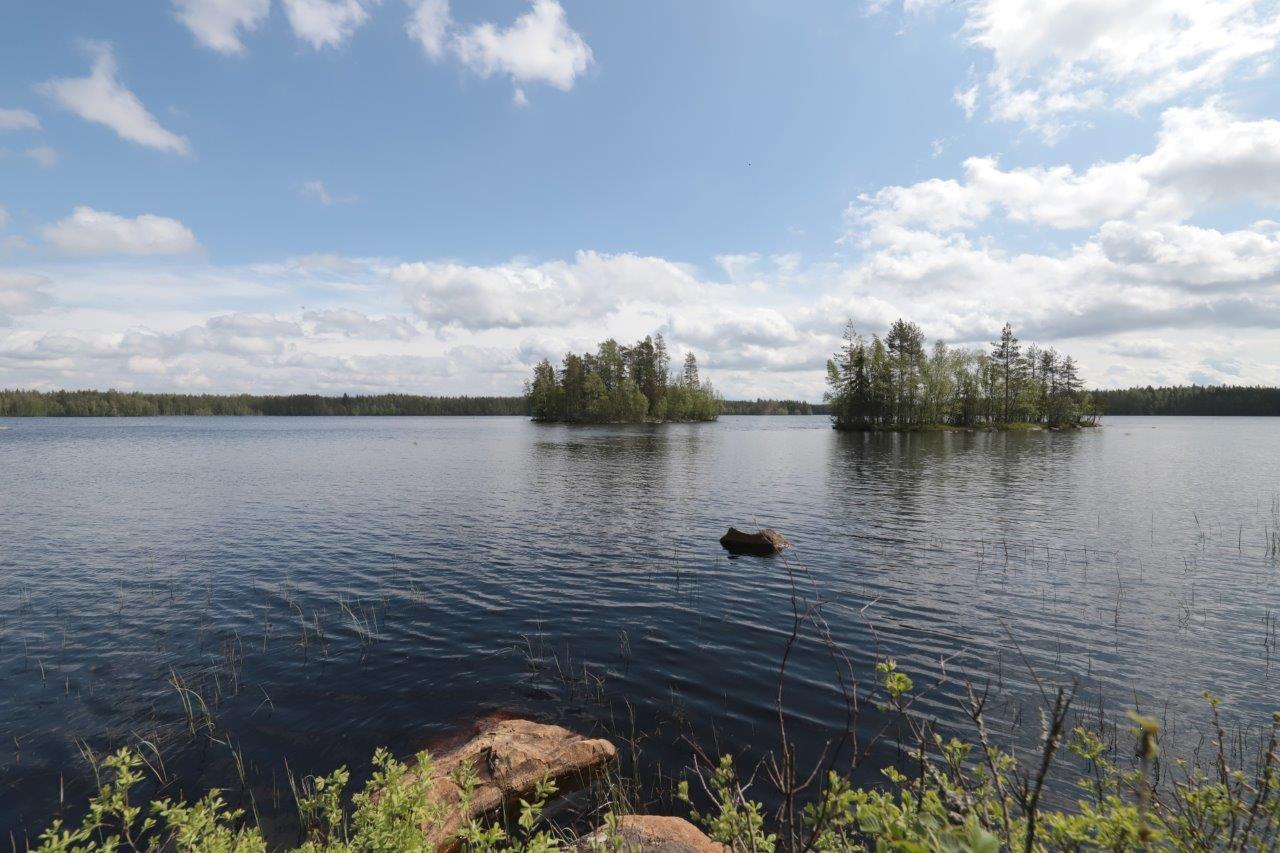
1 415 1278 841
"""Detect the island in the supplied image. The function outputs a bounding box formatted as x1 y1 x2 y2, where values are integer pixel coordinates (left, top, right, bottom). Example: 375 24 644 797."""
826 320 1096 430
525 333 721 423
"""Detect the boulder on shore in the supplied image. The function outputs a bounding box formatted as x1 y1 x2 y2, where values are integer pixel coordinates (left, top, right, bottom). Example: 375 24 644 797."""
405 716 617 850
576 816 727 852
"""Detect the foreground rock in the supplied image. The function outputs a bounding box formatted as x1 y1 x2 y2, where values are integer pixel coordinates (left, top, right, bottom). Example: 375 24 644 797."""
719 526 791 556
410 716 617 850
576 816 727 852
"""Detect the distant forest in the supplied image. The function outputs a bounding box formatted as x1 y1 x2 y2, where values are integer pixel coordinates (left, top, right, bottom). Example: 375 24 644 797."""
721 399 828 415
0 390 529 417
826 320 1095 429
527 334 720 423
2 383 1277 420
0 388 821 418
1093 385 1280 416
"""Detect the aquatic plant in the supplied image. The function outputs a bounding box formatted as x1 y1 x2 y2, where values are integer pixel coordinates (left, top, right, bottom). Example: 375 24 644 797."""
30 684 1280 851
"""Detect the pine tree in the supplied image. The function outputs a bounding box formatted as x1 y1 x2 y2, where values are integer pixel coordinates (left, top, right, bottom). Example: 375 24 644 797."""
990 323 1022 423
683 352 700 387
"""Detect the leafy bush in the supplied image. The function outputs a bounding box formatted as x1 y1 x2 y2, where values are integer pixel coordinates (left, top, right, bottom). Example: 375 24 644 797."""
31 669 1280 851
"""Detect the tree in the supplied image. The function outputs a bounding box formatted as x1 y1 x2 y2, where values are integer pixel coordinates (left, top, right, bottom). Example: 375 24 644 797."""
683 352 700 387
990 322 1022 423
526 359 559 421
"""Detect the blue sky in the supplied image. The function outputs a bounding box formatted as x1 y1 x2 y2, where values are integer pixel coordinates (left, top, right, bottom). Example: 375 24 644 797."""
3 0 1280 398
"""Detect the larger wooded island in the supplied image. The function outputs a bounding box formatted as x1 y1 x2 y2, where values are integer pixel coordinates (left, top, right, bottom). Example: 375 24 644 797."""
826 320 1097 430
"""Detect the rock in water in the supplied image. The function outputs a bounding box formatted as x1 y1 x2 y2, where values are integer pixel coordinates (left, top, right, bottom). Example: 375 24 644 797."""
719 526 791 556
398 716 617 850
576 815 727 851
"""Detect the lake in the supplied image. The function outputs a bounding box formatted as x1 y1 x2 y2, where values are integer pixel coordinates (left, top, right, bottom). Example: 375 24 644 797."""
1 415 1278 840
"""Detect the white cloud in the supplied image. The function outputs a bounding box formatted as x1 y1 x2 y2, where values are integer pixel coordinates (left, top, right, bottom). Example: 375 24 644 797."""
452 0 592 92
25 146 57 168
39 43 191 155
0 271 56 324
42 207 200 256
962 0 1280 135
302 308 418 338
283 0 378 49
392 250 700 331
852 103 1280 234
405 0 450 59
301 180 356 205
172 0 271 54
0 108 40 131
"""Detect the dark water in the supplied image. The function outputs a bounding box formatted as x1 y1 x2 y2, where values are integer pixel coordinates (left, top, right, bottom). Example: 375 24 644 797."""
1 415 1278 841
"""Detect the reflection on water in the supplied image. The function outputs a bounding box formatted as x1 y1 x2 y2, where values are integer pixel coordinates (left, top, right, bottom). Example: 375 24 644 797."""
0 415 1277 837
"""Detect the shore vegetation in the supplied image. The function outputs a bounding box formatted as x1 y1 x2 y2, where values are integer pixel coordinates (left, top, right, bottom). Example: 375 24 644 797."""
30 675 1280 852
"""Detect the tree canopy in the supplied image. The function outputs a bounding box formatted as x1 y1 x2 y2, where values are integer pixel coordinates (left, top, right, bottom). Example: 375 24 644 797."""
526 334 720 423
825 320 1095 430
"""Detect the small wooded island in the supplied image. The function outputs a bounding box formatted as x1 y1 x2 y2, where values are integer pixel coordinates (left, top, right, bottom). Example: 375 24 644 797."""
526 333 721 423
826 320 1097 430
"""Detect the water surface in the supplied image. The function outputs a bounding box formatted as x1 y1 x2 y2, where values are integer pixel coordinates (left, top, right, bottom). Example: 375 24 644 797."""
1 415 1277 839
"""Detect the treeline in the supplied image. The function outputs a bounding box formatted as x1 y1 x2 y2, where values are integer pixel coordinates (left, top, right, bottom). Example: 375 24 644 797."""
826 320 1095 430
527 333 720 423
1094 385 1280 416
721 399 828 415
0 389 529 417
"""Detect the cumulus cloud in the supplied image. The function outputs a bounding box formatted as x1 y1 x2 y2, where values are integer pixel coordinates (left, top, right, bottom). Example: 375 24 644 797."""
980 0 1279 135
452 0 593 91
881 0 1280 136
851 103 1280 234
405 0 450 59
0 312 521 395
39 43 190 155
406 0 591 100
25 146 57 168
392 250 699 331
283 0 378 49
0 108 40 131
0 271 56 325
42 207 200 256
302 308 418 339
172 0 270 54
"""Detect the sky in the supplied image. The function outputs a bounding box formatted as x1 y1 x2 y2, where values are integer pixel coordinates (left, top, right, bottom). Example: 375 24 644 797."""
2 0 1280 400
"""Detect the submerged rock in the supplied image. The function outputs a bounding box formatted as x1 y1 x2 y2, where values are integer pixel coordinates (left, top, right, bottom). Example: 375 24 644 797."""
719 526 791 556
404 716 617 850
576 815 727 852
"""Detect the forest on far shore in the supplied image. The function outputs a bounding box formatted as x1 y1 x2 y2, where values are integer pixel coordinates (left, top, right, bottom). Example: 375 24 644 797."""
0 385 1277 419
1092 384 1280 415
0 389 819 418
